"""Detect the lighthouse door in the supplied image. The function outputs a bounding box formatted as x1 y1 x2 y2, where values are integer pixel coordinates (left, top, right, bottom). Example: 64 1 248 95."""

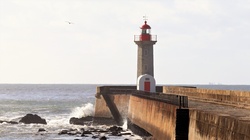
137 74 156 92
144 81 150 92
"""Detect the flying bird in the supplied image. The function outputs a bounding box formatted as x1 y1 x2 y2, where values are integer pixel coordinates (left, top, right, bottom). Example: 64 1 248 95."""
65 21 74 24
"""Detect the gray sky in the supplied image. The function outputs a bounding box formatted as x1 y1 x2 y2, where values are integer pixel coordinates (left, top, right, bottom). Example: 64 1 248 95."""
0 0 250 84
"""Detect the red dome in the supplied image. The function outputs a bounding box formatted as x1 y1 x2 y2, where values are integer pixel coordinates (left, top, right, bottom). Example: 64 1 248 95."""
141 21 151 29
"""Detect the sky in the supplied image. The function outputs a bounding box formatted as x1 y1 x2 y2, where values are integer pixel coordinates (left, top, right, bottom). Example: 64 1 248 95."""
0 0 250 85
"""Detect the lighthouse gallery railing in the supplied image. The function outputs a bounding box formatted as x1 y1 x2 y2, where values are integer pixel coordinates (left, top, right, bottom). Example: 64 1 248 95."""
134 35 157 41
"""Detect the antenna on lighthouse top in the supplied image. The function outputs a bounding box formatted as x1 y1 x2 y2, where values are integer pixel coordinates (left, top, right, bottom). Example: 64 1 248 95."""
143 15 148 23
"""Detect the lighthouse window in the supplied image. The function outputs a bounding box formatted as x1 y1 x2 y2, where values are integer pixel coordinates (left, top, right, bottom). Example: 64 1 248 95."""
142 29 146 34
146 29 151 34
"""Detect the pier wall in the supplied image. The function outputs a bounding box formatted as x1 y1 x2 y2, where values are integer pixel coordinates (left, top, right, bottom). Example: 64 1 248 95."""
94 94 130 118
94 86 188 140
94 86 134 119
94 86 250 140
94 86 163 119
163 86 250 107
189 109 250 140
163 86 250 140
128 95 186 140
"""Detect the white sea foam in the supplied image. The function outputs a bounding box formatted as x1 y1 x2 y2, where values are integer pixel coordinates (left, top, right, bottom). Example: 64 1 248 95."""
47 116 69 126
122 119 128 130
70 103 94 118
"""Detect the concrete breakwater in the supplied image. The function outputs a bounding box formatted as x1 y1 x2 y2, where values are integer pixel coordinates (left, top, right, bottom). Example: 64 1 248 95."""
94 86 250 140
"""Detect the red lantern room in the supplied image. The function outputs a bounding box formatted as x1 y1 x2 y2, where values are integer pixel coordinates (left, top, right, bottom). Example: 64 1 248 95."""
140 21 151 41
134 20 157 42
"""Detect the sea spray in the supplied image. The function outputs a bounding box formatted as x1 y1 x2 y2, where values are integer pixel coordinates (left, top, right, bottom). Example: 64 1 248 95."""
122 119 128 130
70 103 94 118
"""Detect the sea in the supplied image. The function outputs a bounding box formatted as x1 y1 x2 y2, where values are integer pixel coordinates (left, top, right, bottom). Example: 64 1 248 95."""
0 84 250 140
0 84 142 140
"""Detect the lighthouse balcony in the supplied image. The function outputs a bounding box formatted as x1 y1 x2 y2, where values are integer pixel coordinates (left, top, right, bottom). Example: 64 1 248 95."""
134 35 157 42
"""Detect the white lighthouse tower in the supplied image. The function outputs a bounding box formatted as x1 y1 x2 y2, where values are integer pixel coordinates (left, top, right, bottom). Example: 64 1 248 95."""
134 20 157 92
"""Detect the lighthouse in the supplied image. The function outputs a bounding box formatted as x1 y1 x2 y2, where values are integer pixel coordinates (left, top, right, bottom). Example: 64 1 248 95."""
134 20 157 92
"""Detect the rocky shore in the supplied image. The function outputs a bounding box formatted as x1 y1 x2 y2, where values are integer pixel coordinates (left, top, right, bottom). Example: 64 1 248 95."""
0 114 138 140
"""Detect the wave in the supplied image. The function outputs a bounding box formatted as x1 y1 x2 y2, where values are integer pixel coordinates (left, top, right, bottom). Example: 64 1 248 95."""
69 103 94 118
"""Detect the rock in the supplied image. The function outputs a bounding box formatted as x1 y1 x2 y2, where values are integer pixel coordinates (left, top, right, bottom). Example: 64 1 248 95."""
120 132 132 135
38 128 46 132
108 125 124 136
58 130 68 135
81 130 92 135
8 121 18 124
99 136 107 140
71 130 81 135
68 132 78 136
19 114 47 124
0 120 18 124
108 126 123 132
58 128 81 136
92 135 99 139
111 131 119 136
96 130 108 133
69 116 93 125
92 117 116 125
81 133 89 137
68 128 77 131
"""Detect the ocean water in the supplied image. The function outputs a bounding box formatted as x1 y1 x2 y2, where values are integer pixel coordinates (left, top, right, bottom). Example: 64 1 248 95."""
0 84 141 140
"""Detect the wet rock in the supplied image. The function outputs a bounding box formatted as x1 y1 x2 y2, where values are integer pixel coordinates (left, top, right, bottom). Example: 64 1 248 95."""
38 128 46 132
0 120 18 124
68 132 78 135
58 130 69 135
8 121 18 124
69 116 93 125
96 130 108 133
67 130 81 136
111 131 119 136
93 117 116 125
58 128 81 136
81 130 92 135
121 132 132 135
99 136 107 140
19 114 47 124
69 128 77 131
92 135 99 139
108 126 123 132
108 125 123 136
81 133 89 137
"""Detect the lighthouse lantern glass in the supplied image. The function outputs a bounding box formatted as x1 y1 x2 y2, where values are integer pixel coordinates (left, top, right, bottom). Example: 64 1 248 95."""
147 29 151 34
142 29 151 34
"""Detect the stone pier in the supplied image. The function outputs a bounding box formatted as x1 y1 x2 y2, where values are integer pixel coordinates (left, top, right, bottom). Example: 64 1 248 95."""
94 86 250 140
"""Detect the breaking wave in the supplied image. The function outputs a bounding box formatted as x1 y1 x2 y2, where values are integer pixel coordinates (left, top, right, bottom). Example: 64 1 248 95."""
70 103 94 118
